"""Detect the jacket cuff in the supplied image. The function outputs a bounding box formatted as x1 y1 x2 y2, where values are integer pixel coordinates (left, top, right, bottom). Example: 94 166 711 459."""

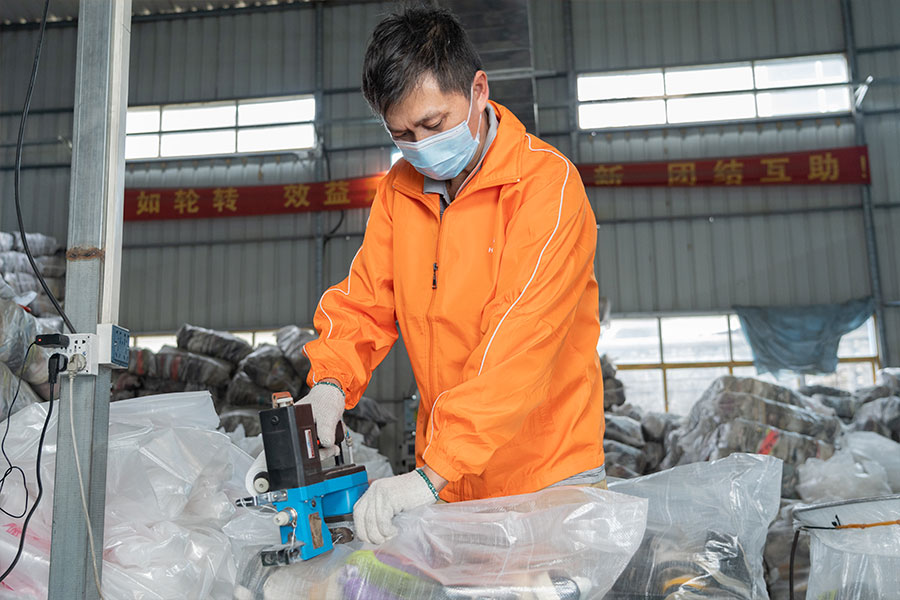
422 445 464 485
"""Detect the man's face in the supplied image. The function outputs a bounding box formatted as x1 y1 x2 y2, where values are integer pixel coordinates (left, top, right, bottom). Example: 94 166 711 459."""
383 71 488 144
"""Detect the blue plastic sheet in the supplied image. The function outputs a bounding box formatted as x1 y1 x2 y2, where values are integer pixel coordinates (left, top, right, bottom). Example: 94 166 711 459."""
734 297 874 376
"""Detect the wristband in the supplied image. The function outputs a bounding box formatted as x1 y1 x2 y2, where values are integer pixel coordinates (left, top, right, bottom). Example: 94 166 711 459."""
416 468 441 501
316 380 344 396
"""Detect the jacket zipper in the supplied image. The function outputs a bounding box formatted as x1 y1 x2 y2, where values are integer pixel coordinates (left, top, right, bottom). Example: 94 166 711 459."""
426 217 443 420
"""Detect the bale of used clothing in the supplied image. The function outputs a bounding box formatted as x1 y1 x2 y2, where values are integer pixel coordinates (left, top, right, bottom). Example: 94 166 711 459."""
809 393 862 420
880 369 900 395
225 371 272 407
343 395 395 447
850 396 900 441
218 407 263 437
112 372 141 394
275 325 316 380
607 453 781 600
0 233 13 253
611 402 644 423
702 418 834 498
851 384 893 405
27 294 61 318
605 439 647 476
605 414 645 448
176 324 253 365
155 345 233 387
642 441 665 474
2 272 64 299
604 378 626 410
11 232 59 256
128 347 158 378
0 297 51 387
237 344 305 399
641 411 682 443
35 254 65 278
702 375 808 409
707 391 840 442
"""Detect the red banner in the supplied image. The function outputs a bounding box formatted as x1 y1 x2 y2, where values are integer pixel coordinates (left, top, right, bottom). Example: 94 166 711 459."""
577 146 870 188
124 175 383 222
124 146 869 221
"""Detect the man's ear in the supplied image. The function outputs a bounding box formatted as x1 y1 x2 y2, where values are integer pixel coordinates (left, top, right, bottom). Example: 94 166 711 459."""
473 70 489 112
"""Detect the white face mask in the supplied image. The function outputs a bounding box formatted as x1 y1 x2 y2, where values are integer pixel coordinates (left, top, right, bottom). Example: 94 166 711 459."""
389 85 483 180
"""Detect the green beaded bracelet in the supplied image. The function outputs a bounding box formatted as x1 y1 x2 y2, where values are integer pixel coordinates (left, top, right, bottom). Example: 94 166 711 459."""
316 380 344 395
416 468 441 501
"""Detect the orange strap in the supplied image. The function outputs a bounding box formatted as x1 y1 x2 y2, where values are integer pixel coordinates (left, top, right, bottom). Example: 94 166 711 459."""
834 519 900 530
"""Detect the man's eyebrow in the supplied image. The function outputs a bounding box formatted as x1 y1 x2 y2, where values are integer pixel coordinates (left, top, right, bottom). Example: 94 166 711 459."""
387 110 446 134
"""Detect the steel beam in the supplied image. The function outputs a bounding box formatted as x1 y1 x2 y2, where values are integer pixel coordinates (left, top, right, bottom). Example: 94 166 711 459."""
47 1 131 598
841 0 891 366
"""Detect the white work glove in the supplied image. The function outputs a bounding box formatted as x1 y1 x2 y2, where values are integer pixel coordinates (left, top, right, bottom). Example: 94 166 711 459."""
353 469 438 544
294 382 347 459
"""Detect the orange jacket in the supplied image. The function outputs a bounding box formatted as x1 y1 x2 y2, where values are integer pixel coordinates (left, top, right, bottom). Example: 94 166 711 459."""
304 101 605 502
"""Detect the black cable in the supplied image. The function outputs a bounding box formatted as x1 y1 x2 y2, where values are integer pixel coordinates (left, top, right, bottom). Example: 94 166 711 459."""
0 376 56 583
0 343 34 519
13 0 75 334
788 529 799 600
327 211 346 237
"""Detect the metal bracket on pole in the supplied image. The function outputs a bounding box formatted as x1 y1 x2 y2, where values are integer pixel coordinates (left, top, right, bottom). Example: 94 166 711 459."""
47 1 131 598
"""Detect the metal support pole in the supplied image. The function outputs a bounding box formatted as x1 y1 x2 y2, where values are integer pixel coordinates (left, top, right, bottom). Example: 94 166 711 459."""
312 2 327 297
841 0 891 365
561 0 580 162
48 1 131 598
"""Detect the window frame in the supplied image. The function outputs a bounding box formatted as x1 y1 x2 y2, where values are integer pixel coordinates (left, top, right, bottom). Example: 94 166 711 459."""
125 94 317 161
577 53 852 130
601 313 880 413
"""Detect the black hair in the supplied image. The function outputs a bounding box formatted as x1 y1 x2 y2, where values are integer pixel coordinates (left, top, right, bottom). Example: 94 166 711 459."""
362 4 483 116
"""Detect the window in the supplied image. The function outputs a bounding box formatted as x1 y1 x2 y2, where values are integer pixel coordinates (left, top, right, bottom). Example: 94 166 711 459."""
125 95 316 160
131 328 310 351
598 314 878 415
578 54 851 129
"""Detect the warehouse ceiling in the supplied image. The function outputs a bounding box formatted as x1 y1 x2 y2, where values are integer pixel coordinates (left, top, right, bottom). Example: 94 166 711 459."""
0 0 318 25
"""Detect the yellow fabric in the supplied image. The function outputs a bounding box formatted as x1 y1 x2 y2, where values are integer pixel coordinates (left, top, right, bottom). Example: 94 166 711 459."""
304 102 605 502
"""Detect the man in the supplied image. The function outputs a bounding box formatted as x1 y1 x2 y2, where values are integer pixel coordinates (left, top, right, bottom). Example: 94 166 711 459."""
286 5 604 544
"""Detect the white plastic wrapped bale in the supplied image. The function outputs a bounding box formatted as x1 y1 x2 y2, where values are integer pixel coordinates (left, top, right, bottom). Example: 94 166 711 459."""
238 486 647 600
606 453 782 600
0 361 42 421
10 232 59 256
0 391 279 599
0 297 51 387
795 495 900 600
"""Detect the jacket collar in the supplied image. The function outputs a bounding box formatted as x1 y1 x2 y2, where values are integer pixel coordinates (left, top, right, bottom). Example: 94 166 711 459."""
391 101 524 201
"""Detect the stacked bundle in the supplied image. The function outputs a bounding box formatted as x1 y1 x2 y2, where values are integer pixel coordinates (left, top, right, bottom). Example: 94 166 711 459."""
661 376 841 498
601 354 626 410
0 232 66 318
112 324 255 408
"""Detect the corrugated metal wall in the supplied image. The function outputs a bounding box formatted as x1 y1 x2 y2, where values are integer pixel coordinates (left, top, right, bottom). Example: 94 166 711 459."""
0 0 898 406
853 0 900 369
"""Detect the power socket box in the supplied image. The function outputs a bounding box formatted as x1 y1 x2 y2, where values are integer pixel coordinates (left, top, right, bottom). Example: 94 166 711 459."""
97 323 130 368
67 333 98 376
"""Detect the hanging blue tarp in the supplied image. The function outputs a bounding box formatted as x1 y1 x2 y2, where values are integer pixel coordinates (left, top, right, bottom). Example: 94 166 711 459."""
734 297 875 376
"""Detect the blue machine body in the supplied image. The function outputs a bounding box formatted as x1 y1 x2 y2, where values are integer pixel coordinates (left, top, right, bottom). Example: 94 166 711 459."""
274 469 369 561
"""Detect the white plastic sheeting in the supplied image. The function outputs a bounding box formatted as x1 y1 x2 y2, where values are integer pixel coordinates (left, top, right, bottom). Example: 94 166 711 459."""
0 391 279 599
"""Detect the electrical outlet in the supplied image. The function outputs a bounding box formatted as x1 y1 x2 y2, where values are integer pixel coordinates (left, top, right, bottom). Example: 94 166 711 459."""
97 323 130 368
66 333 98 376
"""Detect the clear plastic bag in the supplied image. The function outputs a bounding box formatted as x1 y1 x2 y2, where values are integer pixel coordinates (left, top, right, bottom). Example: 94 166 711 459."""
606 453 782 600
796 495 900 600
0 391 280 599
796 450 891 503
0 296 51 386
0 361 41 421
845 431 900 492
239 486 648 600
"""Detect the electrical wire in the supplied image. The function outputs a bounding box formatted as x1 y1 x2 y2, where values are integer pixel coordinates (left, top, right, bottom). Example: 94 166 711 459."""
0 343 34 520
68 371 105 599
13 0 75 334
0 376 56 583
